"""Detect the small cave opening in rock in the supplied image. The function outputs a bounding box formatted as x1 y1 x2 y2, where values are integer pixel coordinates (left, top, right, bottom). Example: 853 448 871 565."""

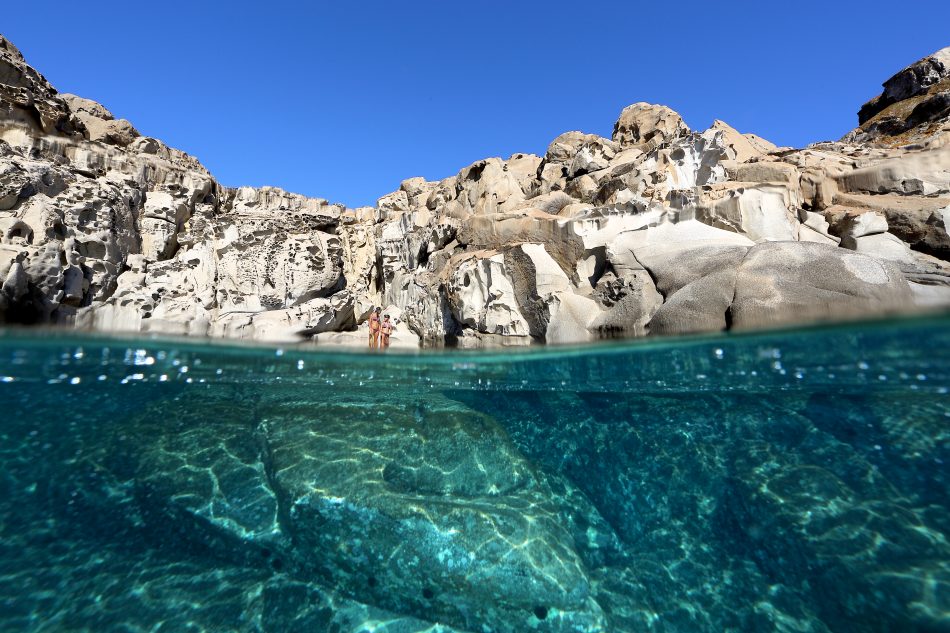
7 226 33 244
50 221 66 241
416 242 430 268
534 605 549 620
422 587 435 600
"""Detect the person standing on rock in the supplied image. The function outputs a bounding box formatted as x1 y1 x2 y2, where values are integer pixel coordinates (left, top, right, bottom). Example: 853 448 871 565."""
368 307 382 349
380 314 394 350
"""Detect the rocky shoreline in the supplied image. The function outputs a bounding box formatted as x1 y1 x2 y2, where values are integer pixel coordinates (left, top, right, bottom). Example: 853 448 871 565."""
1 35 949 346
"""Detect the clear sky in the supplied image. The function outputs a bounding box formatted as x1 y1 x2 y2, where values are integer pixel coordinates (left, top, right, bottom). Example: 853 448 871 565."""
5 1 949 208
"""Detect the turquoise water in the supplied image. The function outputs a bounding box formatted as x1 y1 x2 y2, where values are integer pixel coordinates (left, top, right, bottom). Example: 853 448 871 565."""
1 318 948 633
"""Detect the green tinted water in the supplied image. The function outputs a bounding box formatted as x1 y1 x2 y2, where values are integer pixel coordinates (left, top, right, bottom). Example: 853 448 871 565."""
1 317 948 632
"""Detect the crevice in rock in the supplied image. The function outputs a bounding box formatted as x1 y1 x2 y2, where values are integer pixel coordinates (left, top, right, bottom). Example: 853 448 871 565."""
254 409 297 559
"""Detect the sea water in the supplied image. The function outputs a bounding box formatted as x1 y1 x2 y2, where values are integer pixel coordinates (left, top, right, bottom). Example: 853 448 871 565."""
0 317 948 632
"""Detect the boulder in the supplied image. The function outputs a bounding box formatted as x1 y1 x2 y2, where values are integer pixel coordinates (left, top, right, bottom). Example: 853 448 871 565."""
710 120 770 163
119 391 607 633
695 183 800 241
590 270 663 337
544 132 618 179
839 210 889 238
836 149 950 197
643 244 750 335
731 242 913 329
446 252 532 339
612 103 690 150
831 193 950 258
61 93 139 146
841 232 919 264
859 46 950 123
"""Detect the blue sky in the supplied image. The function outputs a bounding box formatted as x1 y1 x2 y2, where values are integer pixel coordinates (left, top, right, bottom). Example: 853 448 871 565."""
5 1 950 208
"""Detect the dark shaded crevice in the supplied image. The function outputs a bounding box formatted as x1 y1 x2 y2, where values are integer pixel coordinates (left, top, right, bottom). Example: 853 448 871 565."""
416 240 430 268
252 409 298 565
585 247 609 288
637 261 665 302
723 251 752 331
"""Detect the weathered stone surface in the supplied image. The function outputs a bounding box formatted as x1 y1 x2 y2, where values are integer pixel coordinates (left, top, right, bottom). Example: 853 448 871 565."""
842 231 919 264
696 183 800 241
859 46 950 123
711 119 772 163
836 149 950 196
61 94 139 146
848 47 950 146
115 389 607 633
590 270 663 337
612 102 689 150
831 193 950 259
446 251 532 339
644 245 750 335
2 34 949 345
731 242 913 329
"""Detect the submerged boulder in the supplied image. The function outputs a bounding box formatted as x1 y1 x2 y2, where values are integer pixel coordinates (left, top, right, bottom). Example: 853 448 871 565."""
119 390 607 633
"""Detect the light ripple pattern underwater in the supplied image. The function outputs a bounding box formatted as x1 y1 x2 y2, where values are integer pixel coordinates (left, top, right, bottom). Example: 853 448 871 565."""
0 316 948 632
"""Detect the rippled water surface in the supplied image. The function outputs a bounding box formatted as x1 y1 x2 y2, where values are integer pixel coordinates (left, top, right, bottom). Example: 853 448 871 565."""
1 317 949 632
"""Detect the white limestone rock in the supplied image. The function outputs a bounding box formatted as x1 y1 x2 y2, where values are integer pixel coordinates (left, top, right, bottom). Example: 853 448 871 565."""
731 242 913 329
842 232 919 264
695 184 800 242
3 33 950 345
836 149 950 196
612 103 690 151
446 252 532 339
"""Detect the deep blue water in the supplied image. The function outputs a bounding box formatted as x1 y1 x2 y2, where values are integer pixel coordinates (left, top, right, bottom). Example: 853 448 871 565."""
1 317 948 632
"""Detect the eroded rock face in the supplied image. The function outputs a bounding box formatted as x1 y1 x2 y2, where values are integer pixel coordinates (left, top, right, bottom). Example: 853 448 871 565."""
1 34 949 344
731 242 913 329
847 46 950 147
612 102 690 151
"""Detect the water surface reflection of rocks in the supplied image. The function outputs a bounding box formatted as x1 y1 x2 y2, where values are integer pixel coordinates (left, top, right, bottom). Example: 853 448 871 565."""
0 318 948 631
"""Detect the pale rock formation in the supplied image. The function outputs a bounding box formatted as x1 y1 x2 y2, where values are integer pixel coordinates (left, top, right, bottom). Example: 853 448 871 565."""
797 209 840 245
836 149 950 196
612 102 689 151
829 193 950 259
731 242 913 329
711 119 768 163
694 184 800 242
446 251 532 340
607 221 752 334
61 93 139 147
647 245 750 335
843 232 919 264
2 34 950 345
847 46 950 147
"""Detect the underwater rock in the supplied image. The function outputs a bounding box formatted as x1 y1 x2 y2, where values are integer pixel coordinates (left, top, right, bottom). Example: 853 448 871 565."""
1 317 949 631
106 388 607 632
262 393 606 632
730 432 950 632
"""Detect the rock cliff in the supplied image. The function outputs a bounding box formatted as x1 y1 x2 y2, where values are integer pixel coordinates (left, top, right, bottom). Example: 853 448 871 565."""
1 34 949 346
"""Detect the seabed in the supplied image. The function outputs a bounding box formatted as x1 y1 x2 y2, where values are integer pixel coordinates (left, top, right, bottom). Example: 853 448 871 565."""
1 316 948 632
